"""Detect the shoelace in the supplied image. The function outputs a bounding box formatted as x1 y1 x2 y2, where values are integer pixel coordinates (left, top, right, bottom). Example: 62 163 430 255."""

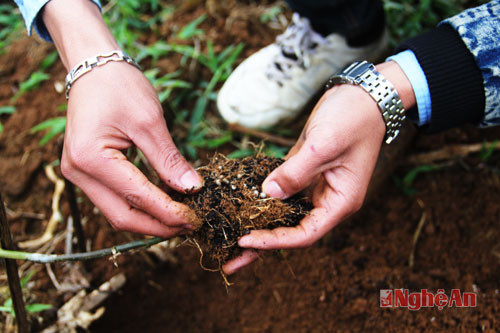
266 13 327 84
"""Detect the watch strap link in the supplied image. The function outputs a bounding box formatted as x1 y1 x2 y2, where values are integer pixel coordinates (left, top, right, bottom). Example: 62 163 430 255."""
326 61 406 144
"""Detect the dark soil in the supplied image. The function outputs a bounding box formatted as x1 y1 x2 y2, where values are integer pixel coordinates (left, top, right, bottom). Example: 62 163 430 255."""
177 155 311 265
91 147 500 332
0 1 498 332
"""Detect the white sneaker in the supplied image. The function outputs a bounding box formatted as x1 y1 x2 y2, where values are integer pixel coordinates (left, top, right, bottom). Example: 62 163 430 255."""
217 13 388 129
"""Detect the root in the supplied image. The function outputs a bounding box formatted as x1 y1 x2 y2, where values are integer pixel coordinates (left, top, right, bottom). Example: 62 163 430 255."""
19 164 65 249
191 238 219 272
189 238 233 288
219 269 233 290
173 155 312 276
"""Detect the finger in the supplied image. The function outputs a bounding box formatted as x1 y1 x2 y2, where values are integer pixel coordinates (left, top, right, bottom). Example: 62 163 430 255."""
263 142 337 199
222 250 260 275
73 172 184 237
132 118 203 193
76 149 201 228
237 207 338 249
242 160 373 250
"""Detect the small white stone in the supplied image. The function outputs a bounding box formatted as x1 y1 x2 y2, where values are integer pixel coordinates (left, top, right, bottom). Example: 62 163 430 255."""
215 179 221 186
259 192 267 198
243 183 247 188
54 81 64 93
253 190 259 196
218 165 222 170
231 185 236 190
237 174 242 179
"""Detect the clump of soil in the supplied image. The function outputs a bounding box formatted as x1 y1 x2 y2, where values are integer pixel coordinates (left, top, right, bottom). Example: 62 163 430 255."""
176 155 312 266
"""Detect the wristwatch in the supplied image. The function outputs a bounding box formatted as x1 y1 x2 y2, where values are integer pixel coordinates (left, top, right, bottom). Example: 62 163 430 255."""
326 61 406 144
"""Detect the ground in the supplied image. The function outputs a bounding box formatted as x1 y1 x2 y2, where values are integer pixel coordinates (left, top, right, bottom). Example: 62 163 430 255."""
0 1 498 331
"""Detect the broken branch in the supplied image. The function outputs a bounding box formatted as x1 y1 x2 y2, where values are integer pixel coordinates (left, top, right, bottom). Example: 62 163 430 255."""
0 237 166 263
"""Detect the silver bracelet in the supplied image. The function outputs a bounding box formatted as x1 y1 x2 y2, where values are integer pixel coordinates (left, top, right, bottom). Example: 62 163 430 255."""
64 50 141 99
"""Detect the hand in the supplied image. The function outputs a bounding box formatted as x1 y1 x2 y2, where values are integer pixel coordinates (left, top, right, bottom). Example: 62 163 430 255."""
44 0 203 237
62 63 202 236
223 62 416 274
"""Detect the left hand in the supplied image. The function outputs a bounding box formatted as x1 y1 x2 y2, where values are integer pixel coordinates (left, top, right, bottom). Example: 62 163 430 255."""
223 61 416 274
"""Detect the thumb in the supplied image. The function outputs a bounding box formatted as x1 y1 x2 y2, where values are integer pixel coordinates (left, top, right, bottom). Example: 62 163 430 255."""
263 144 330 199
134 122 203 193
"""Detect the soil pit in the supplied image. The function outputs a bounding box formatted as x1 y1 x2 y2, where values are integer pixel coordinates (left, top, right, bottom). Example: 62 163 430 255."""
175 155 312 266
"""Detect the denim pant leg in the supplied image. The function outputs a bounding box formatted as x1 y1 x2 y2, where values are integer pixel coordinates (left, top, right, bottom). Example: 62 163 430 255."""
285 0 385 46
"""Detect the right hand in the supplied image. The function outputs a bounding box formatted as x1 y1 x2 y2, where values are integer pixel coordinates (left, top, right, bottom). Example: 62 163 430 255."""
223 61 417 274
62 61 203 237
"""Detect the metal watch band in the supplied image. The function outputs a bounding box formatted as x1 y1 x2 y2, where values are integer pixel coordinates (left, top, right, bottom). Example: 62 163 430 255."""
64 50 141 99
325 61 406 144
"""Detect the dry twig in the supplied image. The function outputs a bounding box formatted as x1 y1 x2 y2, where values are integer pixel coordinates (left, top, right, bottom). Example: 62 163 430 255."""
406 141 500 165
42 273 126 333
409 200 427 269
5 206 44 221
228 123 296 147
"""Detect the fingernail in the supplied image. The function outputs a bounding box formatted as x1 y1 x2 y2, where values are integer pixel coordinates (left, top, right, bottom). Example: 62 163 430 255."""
264 181 286 199
180 170 202 190
238 236 251 247
182 224 195 230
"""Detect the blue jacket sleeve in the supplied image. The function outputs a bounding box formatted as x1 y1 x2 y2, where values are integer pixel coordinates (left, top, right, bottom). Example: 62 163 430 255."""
396 1 500 132
442 1 500 128
14 0 101 42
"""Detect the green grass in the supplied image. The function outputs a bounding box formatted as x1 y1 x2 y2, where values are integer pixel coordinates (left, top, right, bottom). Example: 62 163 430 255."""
30 117 66 146
11 71 51 103
177 14 207 40
393 164 442 196
40 51 59 70
0 271 52 318
22 1 491 158
260 6 283 23
383 0 489 46
0 106 15 134
0 4 23 55
103 0 175 56
134 18 245 159
480 140 499 162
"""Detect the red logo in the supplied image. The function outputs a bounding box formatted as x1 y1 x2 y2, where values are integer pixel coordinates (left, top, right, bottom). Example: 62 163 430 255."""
380 289 393 307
